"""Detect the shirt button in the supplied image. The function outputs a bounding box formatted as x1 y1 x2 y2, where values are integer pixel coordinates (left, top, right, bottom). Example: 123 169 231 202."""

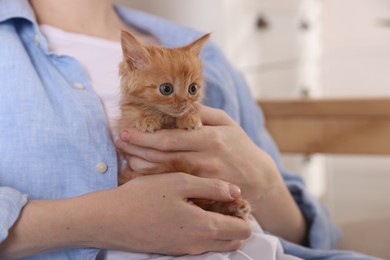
73 82 85 90
34 34 40 47
96 162 108 174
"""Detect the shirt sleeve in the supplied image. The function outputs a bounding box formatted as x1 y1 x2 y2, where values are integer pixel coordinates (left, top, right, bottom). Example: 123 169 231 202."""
202 44 340 250
232 67 340 250
0 186 28 243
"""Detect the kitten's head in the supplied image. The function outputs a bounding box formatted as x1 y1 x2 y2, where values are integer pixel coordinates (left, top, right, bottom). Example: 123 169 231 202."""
119 30 210 117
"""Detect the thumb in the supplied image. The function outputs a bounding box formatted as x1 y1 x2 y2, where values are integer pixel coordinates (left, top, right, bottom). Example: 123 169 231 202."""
184 175 241 202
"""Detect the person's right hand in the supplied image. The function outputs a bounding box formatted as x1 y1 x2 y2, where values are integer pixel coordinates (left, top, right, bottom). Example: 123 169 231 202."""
92 173 252 255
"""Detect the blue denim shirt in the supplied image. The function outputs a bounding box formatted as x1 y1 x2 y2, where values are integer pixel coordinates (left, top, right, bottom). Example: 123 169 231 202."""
0 1 377 259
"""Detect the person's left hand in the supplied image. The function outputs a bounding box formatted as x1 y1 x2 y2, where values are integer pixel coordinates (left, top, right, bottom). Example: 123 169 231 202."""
115 105 282 208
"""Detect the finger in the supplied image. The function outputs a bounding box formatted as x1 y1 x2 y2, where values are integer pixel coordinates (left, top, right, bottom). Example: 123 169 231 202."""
119 137 214 171
198 105 236 126
126 155 159 171
119 141 170 163
118 106 235 152
207 212 252 241
121 141 209 169
180 175 241 202
123 126 219 152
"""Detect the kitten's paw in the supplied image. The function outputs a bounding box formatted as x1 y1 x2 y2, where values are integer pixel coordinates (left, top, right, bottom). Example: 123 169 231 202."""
177 115 202 130
118 167 137 185
227 198 252 218
197 198 252 219
136 118 162 132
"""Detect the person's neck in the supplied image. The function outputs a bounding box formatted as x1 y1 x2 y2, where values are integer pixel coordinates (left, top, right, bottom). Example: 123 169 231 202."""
29 0 128 41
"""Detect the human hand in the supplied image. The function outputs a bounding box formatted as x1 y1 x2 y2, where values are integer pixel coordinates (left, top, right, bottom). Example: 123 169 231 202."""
91 173 251 255
116 105 307 244
116 105 282 206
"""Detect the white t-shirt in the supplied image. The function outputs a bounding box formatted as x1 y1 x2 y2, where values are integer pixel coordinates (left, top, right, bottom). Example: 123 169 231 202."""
39 24 302 260
40 24 122 127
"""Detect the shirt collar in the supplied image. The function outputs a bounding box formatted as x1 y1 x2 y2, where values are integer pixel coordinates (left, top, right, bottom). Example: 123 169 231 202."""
0 0 51 53
0 0 37 24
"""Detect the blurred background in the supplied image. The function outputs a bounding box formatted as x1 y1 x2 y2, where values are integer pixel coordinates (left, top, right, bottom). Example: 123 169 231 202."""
114 0 390 257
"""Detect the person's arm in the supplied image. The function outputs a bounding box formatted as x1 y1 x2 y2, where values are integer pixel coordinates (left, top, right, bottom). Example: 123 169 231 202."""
224 60 339 249
0 173 251 259
116 105 307 245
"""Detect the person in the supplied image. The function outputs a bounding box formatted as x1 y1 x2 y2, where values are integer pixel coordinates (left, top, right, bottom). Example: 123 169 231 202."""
0 0 380 259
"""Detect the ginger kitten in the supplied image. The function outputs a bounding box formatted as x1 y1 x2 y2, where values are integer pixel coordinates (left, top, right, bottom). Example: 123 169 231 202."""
117 30 251 218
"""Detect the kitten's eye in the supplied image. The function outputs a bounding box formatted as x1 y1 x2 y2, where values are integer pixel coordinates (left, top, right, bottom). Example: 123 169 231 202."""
159 83 174 96
188 83 198 95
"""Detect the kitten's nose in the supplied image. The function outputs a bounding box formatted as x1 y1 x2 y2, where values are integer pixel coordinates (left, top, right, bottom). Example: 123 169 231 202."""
178 101 187 110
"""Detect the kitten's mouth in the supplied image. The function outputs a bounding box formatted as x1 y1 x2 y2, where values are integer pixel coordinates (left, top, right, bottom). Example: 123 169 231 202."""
171 109 188 117
156 105 189 118
163 108 188 117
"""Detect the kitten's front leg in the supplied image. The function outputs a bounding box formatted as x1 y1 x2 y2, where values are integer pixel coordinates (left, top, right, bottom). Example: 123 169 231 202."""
176 113 202 130
136 115 163 132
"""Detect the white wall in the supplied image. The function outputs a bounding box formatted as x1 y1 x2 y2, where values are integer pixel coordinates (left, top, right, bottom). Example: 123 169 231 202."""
320 0 390 224
113 0 229 50
321 0 390 98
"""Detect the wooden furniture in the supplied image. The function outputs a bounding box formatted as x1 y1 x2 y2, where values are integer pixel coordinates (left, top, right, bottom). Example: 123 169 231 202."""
258 98 390 155
258 98 390 259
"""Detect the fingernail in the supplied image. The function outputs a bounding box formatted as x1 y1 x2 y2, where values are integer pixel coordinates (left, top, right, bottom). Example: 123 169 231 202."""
120 130 130 141
228 184 241 199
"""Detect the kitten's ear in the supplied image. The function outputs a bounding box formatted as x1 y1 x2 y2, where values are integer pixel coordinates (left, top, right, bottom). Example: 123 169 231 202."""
184 33 211 56
121 30 150 70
